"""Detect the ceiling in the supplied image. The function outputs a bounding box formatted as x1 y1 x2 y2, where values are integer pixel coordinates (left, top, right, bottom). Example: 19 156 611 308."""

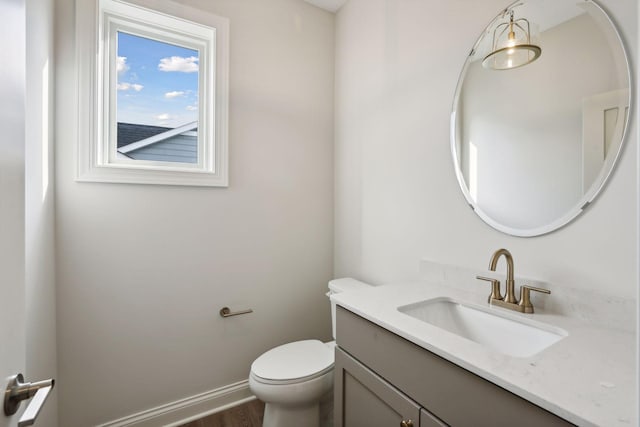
303 0 347 13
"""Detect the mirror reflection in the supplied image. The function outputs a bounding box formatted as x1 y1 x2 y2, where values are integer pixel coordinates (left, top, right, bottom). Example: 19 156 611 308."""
452 0 630 236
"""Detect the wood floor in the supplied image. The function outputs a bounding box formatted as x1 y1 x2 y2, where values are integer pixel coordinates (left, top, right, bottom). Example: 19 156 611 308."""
179 396 333 427
179 399 265 427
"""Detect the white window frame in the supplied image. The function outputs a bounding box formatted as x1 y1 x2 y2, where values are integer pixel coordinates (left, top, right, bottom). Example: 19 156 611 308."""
76 0 229 186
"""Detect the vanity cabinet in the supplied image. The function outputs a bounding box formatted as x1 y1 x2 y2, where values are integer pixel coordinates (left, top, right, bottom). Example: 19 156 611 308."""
334 306 574 427
335 347 445 427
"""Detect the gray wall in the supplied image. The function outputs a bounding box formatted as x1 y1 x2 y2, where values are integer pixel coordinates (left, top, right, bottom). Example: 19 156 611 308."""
55 0 335 425
334 0 637 299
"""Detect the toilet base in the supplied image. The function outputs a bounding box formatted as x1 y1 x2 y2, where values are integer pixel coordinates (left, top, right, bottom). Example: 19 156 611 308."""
263 402 319 427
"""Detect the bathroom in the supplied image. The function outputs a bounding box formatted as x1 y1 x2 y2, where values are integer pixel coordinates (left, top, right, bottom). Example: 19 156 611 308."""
0 0 636 426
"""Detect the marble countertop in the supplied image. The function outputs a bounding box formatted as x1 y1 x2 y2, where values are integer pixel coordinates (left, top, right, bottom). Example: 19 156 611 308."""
331 280 636 427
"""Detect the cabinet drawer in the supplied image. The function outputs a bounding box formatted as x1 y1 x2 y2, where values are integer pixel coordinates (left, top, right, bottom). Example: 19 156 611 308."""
336 306 574 427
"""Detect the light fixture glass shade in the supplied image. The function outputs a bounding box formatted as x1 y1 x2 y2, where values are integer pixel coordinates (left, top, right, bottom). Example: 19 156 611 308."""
482 10 541 70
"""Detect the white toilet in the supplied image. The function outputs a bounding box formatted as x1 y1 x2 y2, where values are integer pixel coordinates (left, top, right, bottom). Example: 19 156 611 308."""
249 278 370 427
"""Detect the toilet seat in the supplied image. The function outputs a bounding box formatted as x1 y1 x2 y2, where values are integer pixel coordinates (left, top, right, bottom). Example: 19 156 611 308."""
251 340 334 385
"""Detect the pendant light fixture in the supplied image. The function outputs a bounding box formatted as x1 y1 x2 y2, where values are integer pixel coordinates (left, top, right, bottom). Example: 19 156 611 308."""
482 9 541 70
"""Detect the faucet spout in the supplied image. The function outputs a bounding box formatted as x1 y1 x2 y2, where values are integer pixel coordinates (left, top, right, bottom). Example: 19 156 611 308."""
479 248 550 313
488 248 517 304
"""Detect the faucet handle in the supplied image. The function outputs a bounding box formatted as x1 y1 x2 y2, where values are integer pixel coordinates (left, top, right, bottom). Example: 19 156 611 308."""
476 275 503 302
518 285 550 313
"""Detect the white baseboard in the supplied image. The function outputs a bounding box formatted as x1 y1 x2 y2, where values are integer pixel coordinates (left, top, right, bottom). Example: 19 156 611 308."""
96 380 254 427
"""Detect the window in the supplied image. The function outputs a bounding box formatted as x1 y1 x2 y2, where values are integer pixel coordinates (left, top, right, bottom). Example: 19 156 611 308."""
77 0 229 186
115 32 200 164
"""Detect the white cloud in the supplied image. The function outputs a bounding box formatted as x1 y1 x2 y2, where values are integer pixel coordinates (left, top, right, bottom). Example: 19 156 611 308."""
158 56 199 73
186 105 198 111
117 82 144 92
117 56 129 75
165 91 185 99
156 113 171 121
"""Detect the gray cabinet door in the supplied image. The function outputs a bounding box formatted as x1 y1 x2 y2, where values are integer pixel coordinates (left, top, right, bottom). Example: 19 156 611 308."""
335 347 421 427
420 409 447 427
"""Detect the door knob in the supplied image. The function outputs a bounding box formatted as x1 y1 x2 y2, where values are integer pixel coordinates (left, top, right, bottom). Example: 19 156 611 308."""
401 420 414 427
4 373 54 427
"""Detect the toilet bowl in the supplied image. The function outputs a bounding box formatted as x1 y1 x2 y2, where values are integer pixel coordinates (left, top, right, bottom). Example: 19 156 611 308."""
249 278 370 427
250 340 334 427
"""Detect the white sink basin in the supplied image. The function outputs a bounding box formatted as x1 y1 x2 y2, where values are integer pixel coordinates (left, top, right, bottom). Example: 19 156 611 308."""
398 297 567 357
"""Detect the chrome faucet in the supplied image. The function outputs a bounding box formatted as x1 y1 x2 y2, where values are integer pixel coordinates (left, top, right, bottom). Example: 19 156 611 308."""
476 248 550 313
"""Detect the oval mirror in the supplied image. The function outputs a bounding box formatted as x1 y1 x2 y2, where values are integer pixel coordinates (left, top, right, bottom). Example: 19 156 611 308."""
451 0 631 237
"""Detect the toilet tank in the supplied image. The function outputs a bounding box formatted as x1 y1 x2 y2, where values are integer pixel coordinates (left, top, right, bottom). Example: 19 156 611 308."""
327 278 371 339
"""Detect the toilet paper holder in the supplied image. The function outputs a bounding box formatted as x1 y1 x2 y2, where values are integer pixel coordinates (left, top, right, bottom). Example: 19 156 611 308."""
219 307 253 317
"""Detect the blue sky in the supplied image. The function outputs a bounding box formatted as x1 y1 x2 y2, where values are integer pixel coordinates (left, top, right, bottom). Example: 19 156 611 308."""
117 32 199 128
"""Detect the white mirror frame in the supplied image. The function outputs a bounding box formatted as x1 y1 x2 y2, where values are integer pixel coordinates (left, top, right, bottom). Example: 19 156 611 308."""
450 0 632 237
